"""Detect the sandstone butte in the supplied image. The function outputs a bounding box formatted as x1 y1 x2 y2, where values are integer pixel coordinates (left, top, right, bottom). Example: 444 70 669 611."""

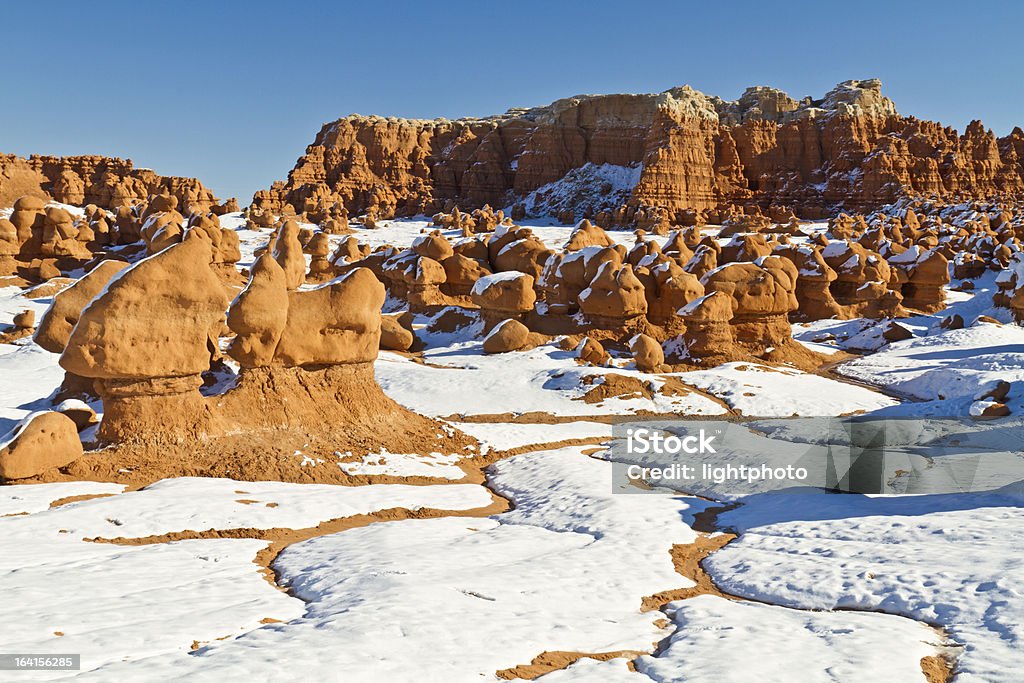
250 79 1024 221
0 153 232 213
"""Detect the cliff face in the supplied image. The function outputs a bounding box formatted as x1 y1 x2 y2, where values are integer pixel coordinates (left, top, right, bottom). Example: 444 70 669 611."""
253 79 1024 220
0 154 222 211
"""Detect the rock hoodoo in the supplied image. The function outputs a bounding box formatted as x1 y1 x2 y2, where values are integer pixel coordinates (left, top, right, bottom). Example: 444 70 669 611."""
48 232 469 472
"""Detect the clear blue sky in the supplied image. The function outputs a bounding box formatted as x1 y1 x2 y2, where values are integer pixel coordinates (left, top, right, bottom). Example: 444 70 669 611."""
2 0 1021 202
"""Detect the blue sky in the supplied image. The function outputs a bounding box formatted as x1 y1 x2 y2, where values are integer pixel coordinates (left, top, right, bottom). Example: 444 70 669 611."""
2 0 1021 201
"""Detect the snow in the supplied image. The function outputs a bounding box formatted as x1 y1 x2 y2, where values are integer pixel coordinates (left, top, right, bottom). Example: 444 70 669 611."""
452 420 612 452
375 344 727 418
839 323 1024 408
635 594 943 682
35 477 493 538
0 476 495 678
0 344 64 434
337 450 468 480
0 482 124 516
707 487 1024 682
67 446 712 680
0 502 303 678
678 362 898 416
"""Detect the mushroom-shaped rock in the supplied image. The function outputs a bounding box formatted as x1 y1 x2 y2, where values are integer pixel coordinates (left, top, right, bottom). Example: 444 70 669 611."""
0 412 83 480
441 253 492 296
564 219 615 251
471 271 536 326
482 319 530 354
640 262 705 328
778 245 845 321
412 231 455 261
330 236 371 267
678 291 738 364
544 246 624 314
702 258 798 351
890 247 949 313
34 260 130 353
578 262 647 324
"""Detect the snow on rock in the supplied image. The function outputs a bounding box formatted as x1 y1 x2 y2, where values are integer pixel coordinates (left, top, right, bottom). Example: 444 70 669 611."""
511 163 642 219
470 270 530 297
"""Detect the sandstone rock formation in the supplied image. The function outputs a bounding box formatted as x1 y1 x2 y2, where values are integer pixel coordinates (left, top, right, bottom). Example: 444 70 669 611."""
380 314 415 351
675 291 742 365
482 319 530 353
60 237 228 442
471 271 536 329
34 259 130 353
578 263 647 327
0 412 83 480
253 79 1024 222
43 229 471 471
629 333 665 372
0 154 226 212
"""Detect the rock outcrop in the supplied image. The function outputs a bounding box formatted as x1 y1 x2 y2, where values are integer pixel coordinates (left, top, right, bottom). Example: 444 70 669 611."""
48 232 467 467
0 154 226 212
253 79 1024 222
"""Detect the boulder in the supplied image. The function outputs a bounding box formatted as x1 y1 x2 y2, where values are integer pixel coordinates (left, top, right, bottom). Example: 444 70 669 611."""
629 334 665 372
0 412 83 480
482 319 530 354
274 269 385 366
380 314 415 351
60 238 229 379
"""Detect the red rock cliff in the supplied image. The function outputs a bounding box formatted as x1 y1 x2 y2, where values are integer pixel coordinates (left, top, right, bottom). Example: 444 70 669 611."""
0 154 223 211
253 79 1024 219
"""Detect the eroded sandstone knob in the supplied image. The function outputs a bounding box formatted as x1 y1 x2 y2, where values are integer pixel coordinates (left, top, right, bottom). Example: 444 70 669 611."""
0 412 83 480
60 238 229 379
34 260 129 353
